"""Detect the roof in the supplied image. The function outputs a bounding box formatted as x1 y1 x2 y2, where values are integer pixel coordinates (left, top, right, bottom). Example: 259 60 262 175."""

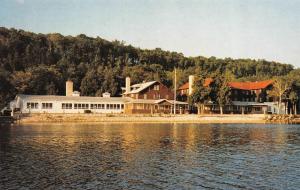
178 78 213 90
178 78 273 91
228 80 273 90
15 94 187 105
128 98 188 105
124 81 157 94
16 94 130 103
232 101 270 106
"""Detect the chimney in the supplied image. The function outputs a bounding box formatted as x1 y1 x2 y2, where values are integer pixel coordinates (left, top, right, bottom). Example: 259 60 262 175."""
66 80 73 96
125 77 131 93
188 75 195 95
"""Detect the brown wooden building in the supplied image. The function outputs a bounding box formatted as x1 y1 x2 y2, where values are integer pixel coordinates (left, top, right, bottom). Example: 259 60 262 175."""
125 99 189 114
123 81 174 100
123 78 188 114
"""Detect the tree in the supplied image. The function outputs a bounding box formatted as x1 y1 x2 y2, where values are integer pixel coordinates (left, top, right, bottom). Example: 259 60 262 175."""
289 90 298 115
0 27 296 106
211 75 232 115
268 76 293 114
189 75 212 114
0 69 15 109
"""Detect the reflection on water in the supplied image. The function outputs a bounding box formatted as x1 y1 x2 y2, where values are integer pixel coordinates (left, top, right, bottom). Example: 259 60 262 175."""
0 123 299 189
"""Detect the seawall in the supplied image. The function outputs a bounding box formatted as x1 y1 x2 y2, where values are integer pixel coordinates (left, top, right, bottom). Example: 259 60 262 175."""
18 113 267 124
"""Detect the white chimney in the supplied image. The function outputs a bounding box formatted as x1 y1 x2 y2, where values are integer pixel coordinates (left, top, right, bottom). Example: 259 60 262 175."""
102 92 111 98
125 77 131 93
72 91 80 97
188 75 195 95
66 80 73 96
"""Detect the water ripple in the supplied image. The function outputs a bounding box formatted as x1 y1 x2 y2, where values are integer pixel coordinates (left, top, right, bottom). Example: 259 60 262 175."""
0 123 299 189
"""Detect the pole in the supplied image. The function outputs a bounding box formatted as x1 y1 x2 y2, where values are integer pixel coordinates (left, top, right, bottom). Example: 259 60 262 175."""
174 67 176 115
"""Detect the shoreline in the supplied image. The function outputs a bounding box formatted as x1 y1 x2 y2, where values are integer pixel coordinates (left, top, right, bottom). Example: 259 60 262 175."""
17 113 270 124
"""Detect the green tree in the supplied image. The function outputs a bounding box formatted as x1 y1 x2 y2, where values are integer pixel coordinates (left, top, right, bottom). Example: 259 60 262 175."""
211 75 232 115
189 75 212 114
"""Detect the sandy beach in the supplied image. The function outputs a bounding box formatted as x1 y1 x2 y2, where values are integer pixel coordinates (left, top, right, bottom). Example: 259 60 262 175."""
18 113 268 124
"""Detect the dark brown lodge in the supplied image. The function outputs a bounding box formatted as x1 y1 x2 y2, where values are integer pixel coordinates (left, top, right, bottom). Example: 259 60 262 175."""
123 78 188 114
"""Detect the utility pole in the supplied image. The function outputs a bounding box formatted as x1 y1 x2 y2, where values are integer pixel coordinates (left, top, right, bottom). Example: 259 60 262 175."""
174 67 176 115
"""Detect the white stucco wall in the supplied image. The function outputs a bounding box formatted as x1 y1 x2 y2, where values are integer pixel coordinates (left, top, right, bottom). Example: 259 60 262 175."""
17 97 125 114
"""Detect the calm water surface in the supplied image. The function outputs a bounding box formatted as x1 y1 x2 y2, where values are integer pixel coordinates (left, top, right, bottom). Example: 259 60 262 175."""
0 123 299 189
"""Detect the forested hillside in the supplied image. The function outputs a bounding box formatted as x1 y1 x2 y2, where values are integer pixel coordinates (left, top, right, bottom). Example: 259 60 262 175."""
0 27 295 108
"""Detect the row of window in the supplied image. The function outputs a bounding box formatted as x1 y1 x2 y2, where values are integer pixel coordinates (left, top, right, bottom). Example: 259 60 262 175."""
27 102 53 109
130 93 170 99
26 102 124 110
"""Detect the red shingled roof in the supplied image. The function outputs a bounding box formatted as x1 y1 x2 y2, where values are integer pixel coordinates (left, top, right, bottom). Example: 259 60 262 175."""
178 79 273 91
178 78 213 90
178 82 189 90
228 80 273 90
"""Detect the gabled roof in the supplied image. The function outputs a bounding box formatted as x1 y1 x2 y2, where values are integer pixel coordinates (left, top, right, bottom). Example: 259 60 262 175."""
124 81 158 94
228 80 273 90
178 78 213 90
127 98 188 105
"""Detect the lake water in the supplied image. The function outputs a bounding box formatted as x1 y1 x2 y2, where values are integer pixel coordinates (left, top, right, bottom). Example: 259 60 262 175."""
0 123 299 189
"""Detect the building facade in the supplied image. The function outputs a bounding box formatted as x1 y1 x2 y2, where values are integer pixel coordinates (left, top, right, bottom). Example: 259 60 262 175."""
11 94 128 114
10 79 188 115
178 75 282 114
123 79 174 100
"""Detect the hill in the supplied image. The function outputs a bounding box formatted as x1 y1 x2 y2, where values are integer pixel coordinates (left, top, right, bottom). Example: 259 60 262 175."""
0 27 294 108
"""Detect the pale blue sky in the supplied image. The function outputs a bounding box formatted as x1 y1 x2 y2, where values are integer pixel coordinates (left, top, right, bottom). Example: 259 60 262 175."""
1 0 300 67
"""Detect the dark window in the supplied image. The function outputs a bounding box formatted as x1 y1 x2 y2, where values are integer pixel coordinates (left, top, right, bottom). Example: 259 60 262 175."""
42 103 53 109
27 102 38 109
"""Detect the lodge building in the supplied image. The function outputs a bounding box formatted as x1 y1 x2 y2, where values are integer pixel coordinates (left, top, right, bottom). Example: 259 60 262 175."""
122 77 188 114
178 75 282 114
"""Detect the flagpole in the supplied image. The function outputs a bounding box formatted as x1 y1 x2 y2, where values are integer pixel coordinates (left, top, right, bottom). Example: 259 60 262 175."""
174 67 176 115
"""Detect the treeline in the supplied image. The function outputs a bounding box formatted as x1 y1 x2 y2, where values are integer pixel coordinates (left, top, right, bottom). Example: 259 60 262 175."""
0 27 295 108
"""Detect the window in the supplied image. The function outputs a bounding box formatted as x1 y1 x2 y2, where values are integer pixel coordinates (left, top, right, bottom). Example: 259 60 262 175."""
62 103 72 109
91 104 105 109
98 104 105 109
144 94 147 99
154 85 160 91
74 103 89 109
42 103 53 109
121 104 124 109
27 102 38 109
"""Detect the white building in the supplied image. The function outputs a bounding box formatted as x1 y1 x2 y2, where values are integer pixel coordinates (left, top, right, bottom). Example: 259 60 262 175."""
9 81 130 114
11 94 129 114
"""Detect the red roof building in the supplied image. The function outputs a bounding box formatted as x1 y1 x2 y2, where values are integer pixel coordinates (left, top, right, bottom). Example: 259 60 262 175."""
227 80 274 91
178 78 274 103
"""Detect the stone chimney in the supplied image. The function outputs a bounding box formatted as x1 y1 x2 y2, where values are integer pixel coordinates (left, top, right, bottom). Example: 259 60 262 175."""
66 80 73 96
188 75 195 95
125 77 131 93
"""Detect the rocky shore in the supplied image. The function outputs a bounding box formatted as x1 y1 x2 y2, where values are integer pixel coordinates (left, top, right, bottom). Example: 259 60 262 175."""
265 114 300 123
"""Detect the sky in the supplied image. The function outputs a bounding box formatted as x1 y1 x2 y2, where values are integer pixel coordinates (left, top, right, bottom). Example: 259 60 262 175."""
1 0 300 67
